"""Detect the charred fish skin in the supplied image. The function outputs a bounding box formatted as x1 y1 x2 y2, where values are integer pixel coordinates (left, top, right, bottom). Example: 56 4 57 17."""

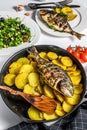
39 10 84 40
30 47 74 97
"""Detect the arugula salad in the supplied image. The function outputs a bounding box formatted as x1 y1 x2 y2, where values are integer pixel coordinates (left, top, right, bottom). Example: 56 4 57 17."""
0 17 31 49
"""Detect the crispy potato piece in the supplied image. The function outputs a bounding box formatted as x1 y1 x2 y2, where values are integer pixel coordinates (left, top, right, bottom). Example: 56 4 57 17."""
42 112 58 120
23 84 40 95
61 56 73 67
39 52 47 59
65 94 80 105
55 103 66 116
73 84 83 94
43 85 55 98
56 102 63 110
55 109 66 116
15 73 28 89
52 59 66 70
19 64 34 74
54 7 61 13
67 13 77 21
54 90 64 102
62 101 74 113
28 106 42 120
28 72 40 87
61 7 73 14
72 69 81 76
4 73 16 86
66 64 77 71
17 57 30 65
70 74 82 85
67 69 81 77
9 62 22 74
47 52 58 60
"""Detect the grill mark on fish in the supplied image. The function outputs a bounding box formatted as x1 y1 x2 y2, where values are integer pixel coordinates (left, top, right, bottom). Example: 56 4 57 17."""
39 10 85 39
29 47 74 97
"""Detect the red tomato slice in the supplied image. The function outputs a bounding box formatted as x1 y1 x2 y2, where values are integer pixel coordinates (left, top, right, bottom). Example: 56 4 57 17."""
76 46 83 52
72 51 80 59
80 52 87 62
84 48 87 54
66 47 74 54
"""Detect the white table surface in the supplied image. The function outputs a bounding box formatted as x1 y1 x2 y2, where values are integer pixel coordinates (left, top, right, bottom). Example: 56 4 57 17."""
0 0 87 130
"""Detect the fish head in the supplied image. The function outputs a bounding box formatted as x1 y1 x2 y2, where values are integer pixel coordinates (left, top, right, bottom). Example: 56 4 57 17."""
57 79 74 97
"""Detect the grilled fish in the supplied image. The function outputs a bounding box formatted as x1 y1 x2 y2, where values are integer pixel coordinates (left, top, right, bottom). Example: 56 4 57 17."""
39 10 84 40
29 47 74 97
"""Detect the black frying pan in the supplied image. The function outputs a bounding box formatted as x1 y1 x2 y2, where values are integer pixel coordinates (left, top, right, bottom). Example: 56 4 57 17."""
0 45 87 123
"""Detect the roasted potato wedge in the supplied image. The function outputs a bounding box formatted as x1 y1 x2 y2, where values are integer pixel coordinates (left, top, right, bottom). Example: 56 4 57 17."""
4 73 16 86
17 57 30 65
42 112 58 120
52 59 66 70
15 72 28 89
28 72 40 87
61 56 73 67
62 101 74 113
43 85 55 98
55 103 66 116
47 52 58 60
73 84 83 94
54 90 64 102
23 84 40 95
66 64 77 71
65 94 80 105
54 7 61 13
9 62 22 74
39 52 47 59
19 64 34 74
28 106 42 120
70 74 82 85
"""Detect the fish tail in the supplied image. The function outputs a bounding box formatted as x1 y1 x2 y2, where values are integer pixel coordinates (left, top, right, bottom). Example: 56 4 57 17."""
30 47 40 60
71 31 85 40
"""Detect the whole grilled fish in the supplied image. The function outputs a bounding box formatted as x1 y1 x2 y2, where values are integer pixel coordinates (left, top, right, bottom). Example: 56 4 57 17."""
39 10 84 40
29 47 74 97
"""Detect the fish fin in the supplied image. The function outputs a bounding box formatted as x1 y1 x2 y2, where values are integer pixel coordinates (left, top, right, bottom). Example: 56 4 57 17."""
72 31 85 40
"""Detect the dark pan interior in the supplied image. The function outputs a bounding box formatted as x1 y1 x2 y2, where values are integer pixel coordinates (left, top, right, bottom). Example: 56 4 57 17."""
0 45 86 123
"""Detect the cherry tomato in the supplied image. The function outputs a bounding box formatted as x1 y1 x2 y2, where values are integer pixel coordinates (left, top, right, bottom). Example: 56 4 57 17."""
66 47 74 54
80 52 87 62
84 48 87 53
76 45 83 52
72 51 80 59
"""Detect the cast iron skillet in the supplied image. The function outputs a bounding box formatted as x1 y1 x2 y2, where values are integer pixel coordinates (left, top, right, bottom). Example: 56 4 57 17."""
0 45 87 123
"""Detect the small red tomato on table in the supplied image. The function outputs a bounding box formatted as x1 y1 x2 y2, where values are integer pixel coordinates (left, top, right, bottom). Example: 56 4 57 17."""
80 50 87 62
66 46 74 54
66 45 87 63
72 51 80 59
